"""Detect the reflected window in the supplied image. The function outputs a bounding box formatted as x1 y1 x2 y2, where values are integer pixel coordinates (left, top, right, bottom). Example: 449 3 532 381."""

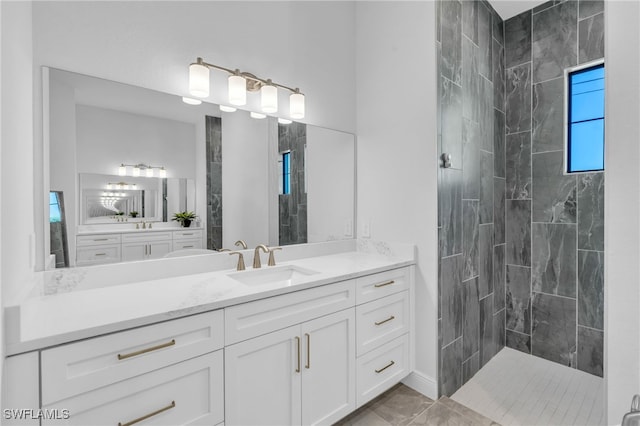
50 192 62 223
279 151 291 195
567 63 605 173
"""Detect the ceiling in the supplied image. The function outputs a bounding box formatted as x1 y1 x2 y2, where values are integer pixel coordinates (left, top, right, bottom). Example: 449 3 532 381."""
488 0 549 20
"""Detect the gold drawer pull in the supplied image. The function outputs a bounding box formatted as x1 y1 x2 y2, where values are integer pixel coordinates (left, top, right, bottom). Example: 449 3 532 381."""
183 233 194 236
374 280 395 288
183 245 194 248
93 238 109 241
117 339 175 360
305 333 311 369
118 400 176 426
375 360 395 374
295 336 301 373
375 315 395 326
95 253 107 256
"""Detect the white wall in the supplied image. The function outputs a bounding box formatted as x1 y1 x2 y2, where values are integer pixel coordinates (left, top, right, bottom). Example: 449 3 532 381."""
355 2 439 397
605 1 640 423
0 0 4 411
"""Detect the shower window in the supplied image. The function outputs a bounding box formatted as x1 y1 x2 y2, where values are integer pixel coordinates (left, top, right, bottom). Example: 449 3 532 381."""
566 62 605 173
279 151 291 195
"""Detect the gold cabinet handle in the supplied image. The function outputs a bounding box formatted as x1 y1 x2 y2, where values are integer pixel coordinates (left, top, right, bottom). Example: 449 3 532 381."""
375 315 395 326
375 360 395 374
94 238 108 241
95 253 107 256
374 280 395 288
295 336 301 373
118 400 176 426
144 245 148 256
305 333 311 369
117 339 175 360
183 245 194 248
183 233 194 236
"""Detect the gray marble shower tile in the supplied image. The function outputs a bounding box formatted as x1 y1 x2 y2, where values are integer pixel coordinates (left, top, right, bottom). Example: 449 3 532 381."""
492 7 504 46
442 0 463 85
579 0 604 19
478 2 492 81
462 0 478 45
478 224 494 299
532 151 577 223
505 64 532 134
440 337 463 397
506 329 531 354
577 326 603 377
479 151 494 224
441 77 463 171
463 200 479 280
577 173 604 251
532 223 577 298
506 200 531 266
532 77 564 153
462 119 480 200
462 37 480 123
493 244 506 312
579 12 604 64
578 250 604 330
494 309 506 351
479 76 494 153
494 178 506 244
505 10 532 69
210 194 223 227
493 40 505 111
439 168 463 257
462 351 480 383
532 292 576 367
506 265 531 334
494 110 505 178
480 295 495 367
506 132 531 200
532 1 577 83
441 254 464 346
463 277 480 359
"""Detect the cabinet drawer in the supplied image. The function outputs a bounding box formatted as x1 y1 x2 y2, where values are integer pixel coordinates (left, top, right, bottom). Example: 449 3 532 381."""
356 267 409 304
225 280 356 345
356 334 409 408
122 231 173 243
76 245 121 266
356 291 409 356
42 350 224 426
77 234 121 247
42 310 224 405
173 230 203 241
172 239 203 251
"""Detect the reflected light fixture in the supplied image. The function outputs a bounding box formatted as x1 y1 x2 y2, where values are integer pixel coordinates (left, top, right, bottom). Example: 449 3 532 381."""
220 105 237 113
250 112 266 119
182 97 202 105
278 118 292 125
188 57 305 119
118 163 167 178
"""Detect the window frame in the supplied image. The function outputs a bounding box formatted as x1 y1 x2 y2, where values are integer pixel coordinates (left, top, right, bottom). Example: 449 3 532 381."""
564 59 605 175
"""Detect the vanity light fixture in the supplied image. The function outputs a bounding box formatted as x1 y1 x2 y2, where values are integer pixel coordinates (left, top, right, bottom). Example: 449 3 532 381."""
118 163 167 178
278 118 292 125
107 182 138 191
188 57 305 119
250 112 267 119
219 105 237 113
182 97 202 105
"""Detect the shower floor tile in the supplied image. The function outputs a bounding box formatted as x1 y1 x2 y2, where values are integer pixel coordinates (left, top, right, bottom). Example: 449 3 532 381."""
451 347 604 425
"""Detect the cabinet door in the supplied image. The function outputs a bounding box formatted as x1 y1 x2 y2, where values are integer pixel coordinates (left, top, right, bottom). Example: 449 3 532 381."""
122 242 147 262
301 309 356 426
225 325 302 426
148 240 172 259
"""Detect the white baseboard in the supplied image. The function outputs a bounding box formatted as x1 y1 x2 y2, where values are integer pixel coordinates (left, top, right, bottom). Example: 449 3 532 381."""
402 370 438 400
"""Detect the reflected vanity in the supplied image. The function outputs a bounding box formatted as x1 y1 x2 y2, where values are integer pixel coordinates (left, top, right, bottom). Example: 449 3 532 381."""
44 68 356 268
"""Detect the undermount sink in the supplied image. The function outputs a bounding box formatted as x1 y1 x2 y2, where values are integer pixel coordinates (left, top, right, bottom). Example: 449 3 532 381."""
227 265 320 286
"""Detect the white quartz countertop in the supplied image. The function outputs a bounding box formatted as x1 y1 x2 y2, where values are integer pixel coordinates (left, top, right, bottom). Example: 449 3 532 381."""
76 226 203 235
6 249 414 356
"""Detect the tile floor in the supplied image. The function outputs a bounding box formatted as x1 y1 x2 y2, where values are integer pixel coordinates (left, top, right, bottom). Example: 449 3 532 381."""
451 348 605 425
334 384 499 426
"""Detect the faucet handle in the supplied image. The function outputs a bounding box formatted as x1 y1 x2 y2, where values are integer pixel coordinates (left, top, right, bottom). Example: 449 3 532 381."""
229 251 246 271
235 240 248 249
268 247 282 266
218 248 231 252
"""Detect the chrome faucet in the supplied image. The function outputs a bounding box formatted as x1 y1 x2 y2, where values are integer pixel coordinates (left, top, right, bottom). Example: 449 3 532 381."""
253 244 269 269
229 251 246 271
235 240 248 249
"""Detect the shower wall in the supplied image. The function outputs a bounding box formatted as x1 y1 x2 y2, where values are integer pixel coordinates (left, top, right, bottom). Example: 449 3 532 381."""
437 0 506 397
503 0 604 377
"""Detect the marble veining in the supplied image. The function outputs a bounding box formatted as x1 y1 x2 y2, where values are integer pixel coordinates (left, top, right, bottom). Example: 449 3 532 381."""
439 168 463 257
506 200 531 266
478 2 492 81
463 277 480 359
532 151 577 223
493 244 506 313
480 295 495 366
494 177 506 244
577 326 603 377
505 64 532 134
579 12 604 64
441 77 463 170
441 0 463 85
463 200 480 279
506 132 531 200
44 269 87 296
479 151 494 224
532 77 564 153
440 338 463 397
462 37 481 122
532 1 577 83
506 265 531 334
493 40 505 111
579 0 604 19
577 173 604 251
462 0 479 45
531 292 577 367
494 110 506 178
479 75 494 153
506 329 531 354
494 309 506 350
532 223 577 297
578 250 604 330
492 7 504 46
462 351 480 383
505 10 531 69
441 254 464 346
463 118 481 199
478 224 494 299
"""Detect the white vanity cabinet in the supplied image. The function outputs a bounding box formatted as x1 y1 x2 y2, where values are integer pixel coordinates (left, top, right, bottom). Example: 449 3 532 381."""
121 232 173 261
172 229 204 251
76 234 122 266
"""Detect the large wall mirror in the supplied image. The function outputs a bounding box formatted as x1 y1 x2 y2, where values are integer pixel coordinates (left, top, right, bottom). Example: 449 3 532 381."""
44 68 356 268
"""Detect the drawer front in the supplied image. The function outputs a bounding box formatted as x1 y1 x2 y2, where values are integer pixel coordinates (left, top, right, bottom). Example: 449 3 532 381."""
356 267 410 304
225 279 356 345
42 350 224 426
76 245 121 266
356 291 409 356
356 334 409 408
172 239 203 251
77 234 121 247
173 230 203 241
42 310 224 405
122 231 173 243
